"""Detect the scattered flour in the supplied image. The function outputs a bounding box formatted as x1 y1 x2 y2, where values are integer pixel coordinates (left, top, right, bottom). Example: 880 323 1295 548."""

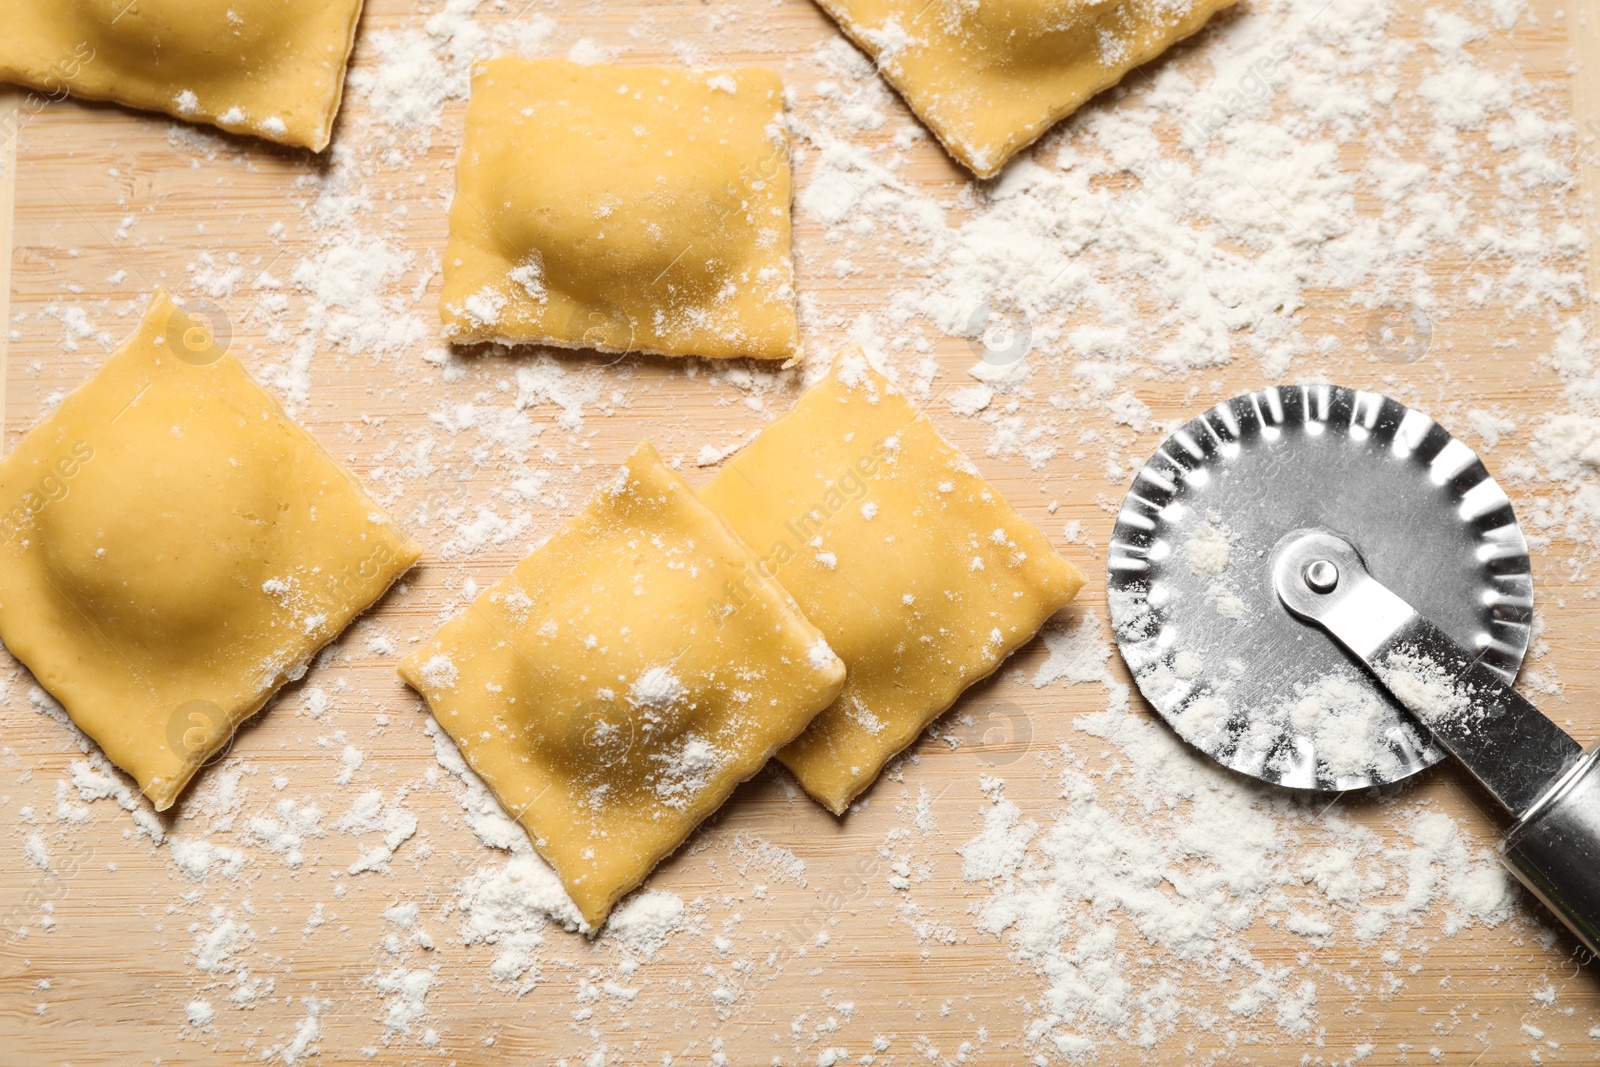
248 799 326 868
1278 672 1405 780
336 791 419 874
808 637 841 672
185 998 214 1028
417 654 459 691
169 836 248 882
652 736 723 810
604 890 688 958
629 666 686 710
373 966 436 1034
1378 648 1480 724
1031 609 1113 688
962 700 1517 1058
348 0 555 133
458 854 584 990
2 0 1593 1059
1184 515 1233 577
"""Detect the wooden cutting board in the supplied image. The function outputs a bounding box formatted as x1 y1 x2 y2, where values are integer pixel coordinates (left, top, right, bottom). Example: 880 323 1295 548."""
3 1 1600 1064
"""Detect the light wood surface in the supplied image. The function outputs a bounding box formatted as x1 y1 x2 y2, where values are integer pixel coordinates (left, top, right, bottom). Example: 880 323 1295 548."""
0 86 18 426
3 1 1600 1065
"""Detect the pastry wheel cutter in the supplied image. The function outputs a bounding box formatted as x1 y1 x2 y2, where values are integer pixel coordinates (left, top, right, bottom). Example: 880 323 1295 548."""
1108 384 1600 957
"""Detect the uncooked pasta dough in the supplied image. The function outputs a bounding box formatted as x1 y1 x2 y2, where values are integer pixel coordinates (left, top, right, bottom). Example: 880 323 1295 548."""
0 0 366 150
0 291 420 810
701 351 1085 814
399 442 845 927
812 0 1238 177
440 58 798 360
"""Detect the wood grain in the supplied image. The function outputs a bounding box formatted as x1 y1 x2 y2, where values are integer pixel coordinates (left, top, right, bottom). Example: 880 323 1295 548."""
1570 0 1600 300
1 1 1599 1065
0 88 18 427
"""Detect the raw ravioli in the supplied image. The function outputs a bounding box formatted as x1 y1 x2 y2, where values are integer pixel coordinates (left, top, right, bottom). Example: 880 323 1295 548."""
814 0 1237 177
0 0 366 150
400 443 844 926
441 58 798 360
701 352 1085 813
0 291 420 810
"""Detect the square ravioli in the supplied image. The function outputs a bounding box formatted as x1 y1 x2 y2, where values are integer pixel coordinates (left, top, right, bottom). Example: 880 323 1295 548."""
441 58 798 361
700 352 1085 814
0 292 420 810
399 442 845 927
0 0 365 151
814 0 1237 178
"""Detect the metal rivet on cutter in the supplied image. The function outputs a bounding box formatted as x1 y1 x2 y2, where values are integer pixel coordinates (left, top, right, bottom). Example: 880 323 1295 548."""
1303 559 1339 594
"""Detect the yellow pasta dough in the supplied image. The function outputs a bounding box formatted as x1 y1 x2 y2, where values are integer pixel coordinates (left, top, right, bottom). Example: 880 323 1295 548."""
0 292 420 810
814 0 1238 177
700 352 1085 813
441 58 798 361
399 442 845 927
0 0 365 151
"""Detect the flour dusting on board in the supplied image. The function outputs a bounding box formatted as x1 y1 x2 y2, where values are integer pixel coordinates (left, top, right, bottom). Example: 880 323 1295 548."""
4 0 1600 1060
963 699 1517 1058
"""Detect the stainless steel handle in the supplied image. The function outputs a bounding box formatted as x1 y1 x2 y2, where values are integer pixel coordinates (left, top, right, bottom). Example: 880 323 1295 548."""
1503 747 1600 958
1273 529 1599 957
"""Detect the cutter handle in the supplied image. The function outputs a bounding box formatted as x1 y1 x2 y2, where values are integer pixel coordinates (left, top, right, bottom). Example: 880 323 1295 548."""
1502 746 1600 959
